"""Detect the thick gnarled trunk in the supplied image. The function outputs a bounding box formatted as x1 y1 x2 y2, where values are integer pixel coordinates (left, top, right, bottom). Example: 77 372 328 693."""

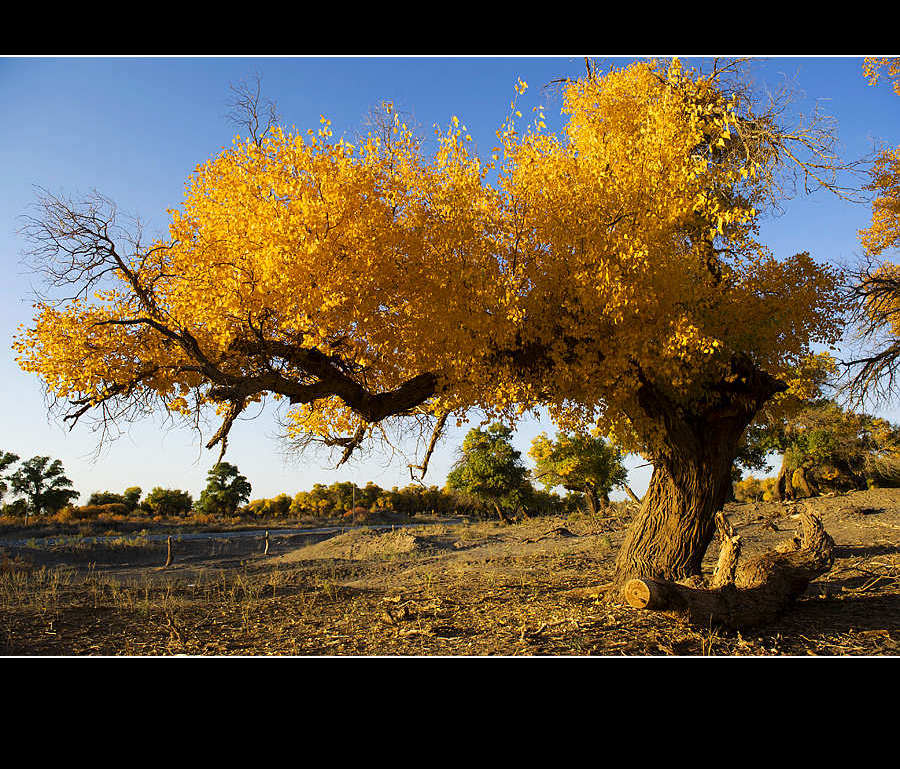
613 357 786 591
613 416 745 587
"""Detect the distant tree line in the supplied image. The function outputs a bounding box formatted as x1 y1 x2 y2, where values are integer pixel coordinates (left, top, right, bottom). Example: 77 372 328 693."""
6 399 897 523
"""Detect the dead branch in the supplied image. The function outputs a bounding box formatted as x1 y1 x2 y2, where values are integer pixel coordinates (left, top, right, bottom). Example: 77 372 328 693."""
623 505 835 628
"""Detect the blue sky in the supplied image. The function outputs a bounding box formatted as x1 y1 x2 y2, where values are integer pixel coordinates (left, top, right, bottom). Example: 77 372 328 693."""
1 55 898 504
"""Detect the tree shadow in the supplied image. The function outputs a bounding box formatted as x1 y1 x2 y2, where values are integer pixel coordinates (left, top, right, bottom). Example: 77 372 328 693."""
852 507 885 516
833 542 900 558
781 592 900 637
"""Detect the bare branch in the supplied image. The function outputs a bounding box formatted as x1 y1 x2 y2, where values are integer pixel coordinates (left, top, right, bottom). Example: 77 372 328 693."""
226 73 279 147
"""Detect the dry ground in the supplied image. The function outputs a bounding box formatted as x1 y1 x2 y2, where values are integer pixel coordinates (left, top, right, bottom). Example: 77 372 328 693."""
1 488 898 656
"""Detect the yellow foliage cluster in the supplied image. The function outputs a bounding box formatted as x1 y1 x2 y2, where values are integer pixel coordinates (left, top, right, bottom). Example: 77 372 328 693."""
15 60 845 453
860 57 900 260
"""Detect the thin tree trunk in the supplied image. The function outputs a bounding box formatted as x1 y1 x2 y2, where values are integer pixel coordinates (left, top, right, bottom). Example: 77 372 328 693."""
584 486 599 517
774 455 794 501
623 485 643 505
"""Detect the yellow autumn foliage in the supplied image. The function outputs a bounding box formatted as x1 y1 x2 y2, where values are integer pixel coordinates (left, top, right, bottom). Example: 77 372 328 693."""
14 59 844 456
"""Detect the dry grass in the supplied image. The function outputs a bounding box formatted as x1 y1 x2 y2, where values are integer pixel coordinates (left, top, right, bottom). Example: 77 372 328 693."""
1 490 898 656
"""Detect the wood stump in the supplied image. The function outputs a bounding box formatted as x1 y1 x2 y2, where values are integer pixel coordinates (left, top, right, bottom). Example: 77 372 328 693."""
623 505 834 628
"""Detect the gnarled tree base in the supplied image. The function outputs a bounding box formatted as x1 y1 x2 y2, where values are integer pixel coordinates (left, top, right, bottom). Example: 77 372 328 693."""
623 506 834 629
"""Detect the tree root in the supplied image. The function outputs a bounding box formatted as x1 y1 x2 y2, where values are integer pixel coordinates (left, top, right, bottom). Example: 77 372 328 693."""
623 505 835 629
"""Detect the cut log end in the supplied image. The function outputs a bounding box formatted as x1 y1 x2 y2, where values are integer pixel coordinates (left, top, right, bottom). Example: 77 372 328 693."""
624 578 652 609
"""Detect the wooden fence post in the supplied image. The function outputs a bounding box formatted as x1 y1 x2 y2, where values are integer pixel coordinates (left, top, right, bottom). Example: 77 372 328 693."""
164 536 173 567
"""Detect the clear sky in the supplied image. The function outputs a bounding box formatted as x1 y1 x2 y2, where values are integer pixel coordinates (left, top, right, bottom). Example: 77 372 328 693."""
1 55 898 505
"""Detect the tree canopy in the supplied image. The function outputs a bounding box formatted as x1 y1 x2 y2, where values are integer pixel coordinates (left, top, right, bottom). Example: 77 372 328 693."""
445 423 531 520
529 431 627 514
16 58 844 465
195 462 252 517
8 456 79 516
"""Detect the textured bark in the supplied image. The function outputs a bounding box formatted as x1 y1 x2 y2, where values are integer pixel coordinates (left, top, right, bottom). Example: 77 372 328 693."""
623 506 834 628
709 511 741 589
791 467 818 499
613 357 786 590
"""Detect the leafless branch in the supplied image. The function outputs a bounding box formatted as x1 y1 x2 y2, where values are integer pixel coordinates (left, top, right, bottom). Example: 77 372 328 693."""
226 73 279 147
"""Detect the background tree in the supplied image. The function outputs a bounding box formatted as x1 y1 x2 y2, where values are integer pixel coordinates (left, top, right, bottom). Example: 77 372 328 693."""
8 456 79 518
88 490 125 506
195 462 252 517
122 486 142 512
446 423 532 521
0 451 20 504
88 486 143 512
529 432 627 515
731 352 839 499
15 58 854 594
770 400 900 498
142 487 193 517
847 58 900 402
246 493 292 517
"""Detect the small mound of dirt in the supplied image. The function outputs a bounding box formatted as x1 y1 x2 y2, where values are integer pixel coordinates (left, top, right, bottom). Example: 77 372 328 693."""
273 528 424 563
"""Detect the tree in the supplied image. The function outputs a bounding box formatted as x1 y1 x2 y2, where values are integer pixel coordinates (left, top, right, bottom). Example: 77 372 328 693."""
732 352 839 498
15 58 852 597
446 423 532 521
8 456 79 517
123 486 142 511
88 490 125 506
88 486 142 511
0 451 20 503
195 462 252 517
847 58 900 402
246 493 292 517
143 487 193 517
529 432 627 515
771 400 900 498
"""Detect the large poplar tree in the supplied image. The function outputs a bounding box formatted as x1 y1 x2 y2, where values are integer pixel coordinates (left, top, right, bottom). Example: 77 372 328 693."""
15 58 851 595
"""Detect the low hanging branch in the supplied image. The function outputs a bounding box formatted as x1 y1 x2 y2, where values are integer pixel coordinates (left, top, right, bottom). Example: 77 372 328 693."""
623 505 835 628
205 398 247 464
408 410 449 481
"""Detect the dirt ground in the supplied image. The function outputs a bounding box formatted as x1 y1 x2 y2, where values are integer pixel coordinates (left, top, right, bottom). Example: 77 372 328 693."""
1 488 898 656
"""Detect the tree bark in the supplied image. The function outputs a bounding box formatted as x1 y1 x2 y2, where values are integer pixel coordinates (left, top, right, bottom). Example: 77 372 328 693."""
613 357 786 591
791 467 817 498
774 455 794 501
623 506 834 628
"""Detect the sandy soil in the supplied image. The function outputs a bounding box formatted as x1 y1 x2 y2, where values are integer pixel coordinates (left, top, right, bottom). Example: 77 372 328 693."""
1 489 898 656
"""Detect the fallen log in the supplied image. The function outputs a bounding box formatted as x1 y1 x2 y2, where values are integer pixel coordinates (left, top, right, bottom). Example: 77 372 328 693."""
623 505 834 628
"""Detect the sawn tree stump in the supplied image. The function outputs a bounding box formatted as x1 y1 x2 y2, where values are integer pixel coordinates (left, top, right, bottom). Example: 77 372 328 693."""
623 505 834 628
